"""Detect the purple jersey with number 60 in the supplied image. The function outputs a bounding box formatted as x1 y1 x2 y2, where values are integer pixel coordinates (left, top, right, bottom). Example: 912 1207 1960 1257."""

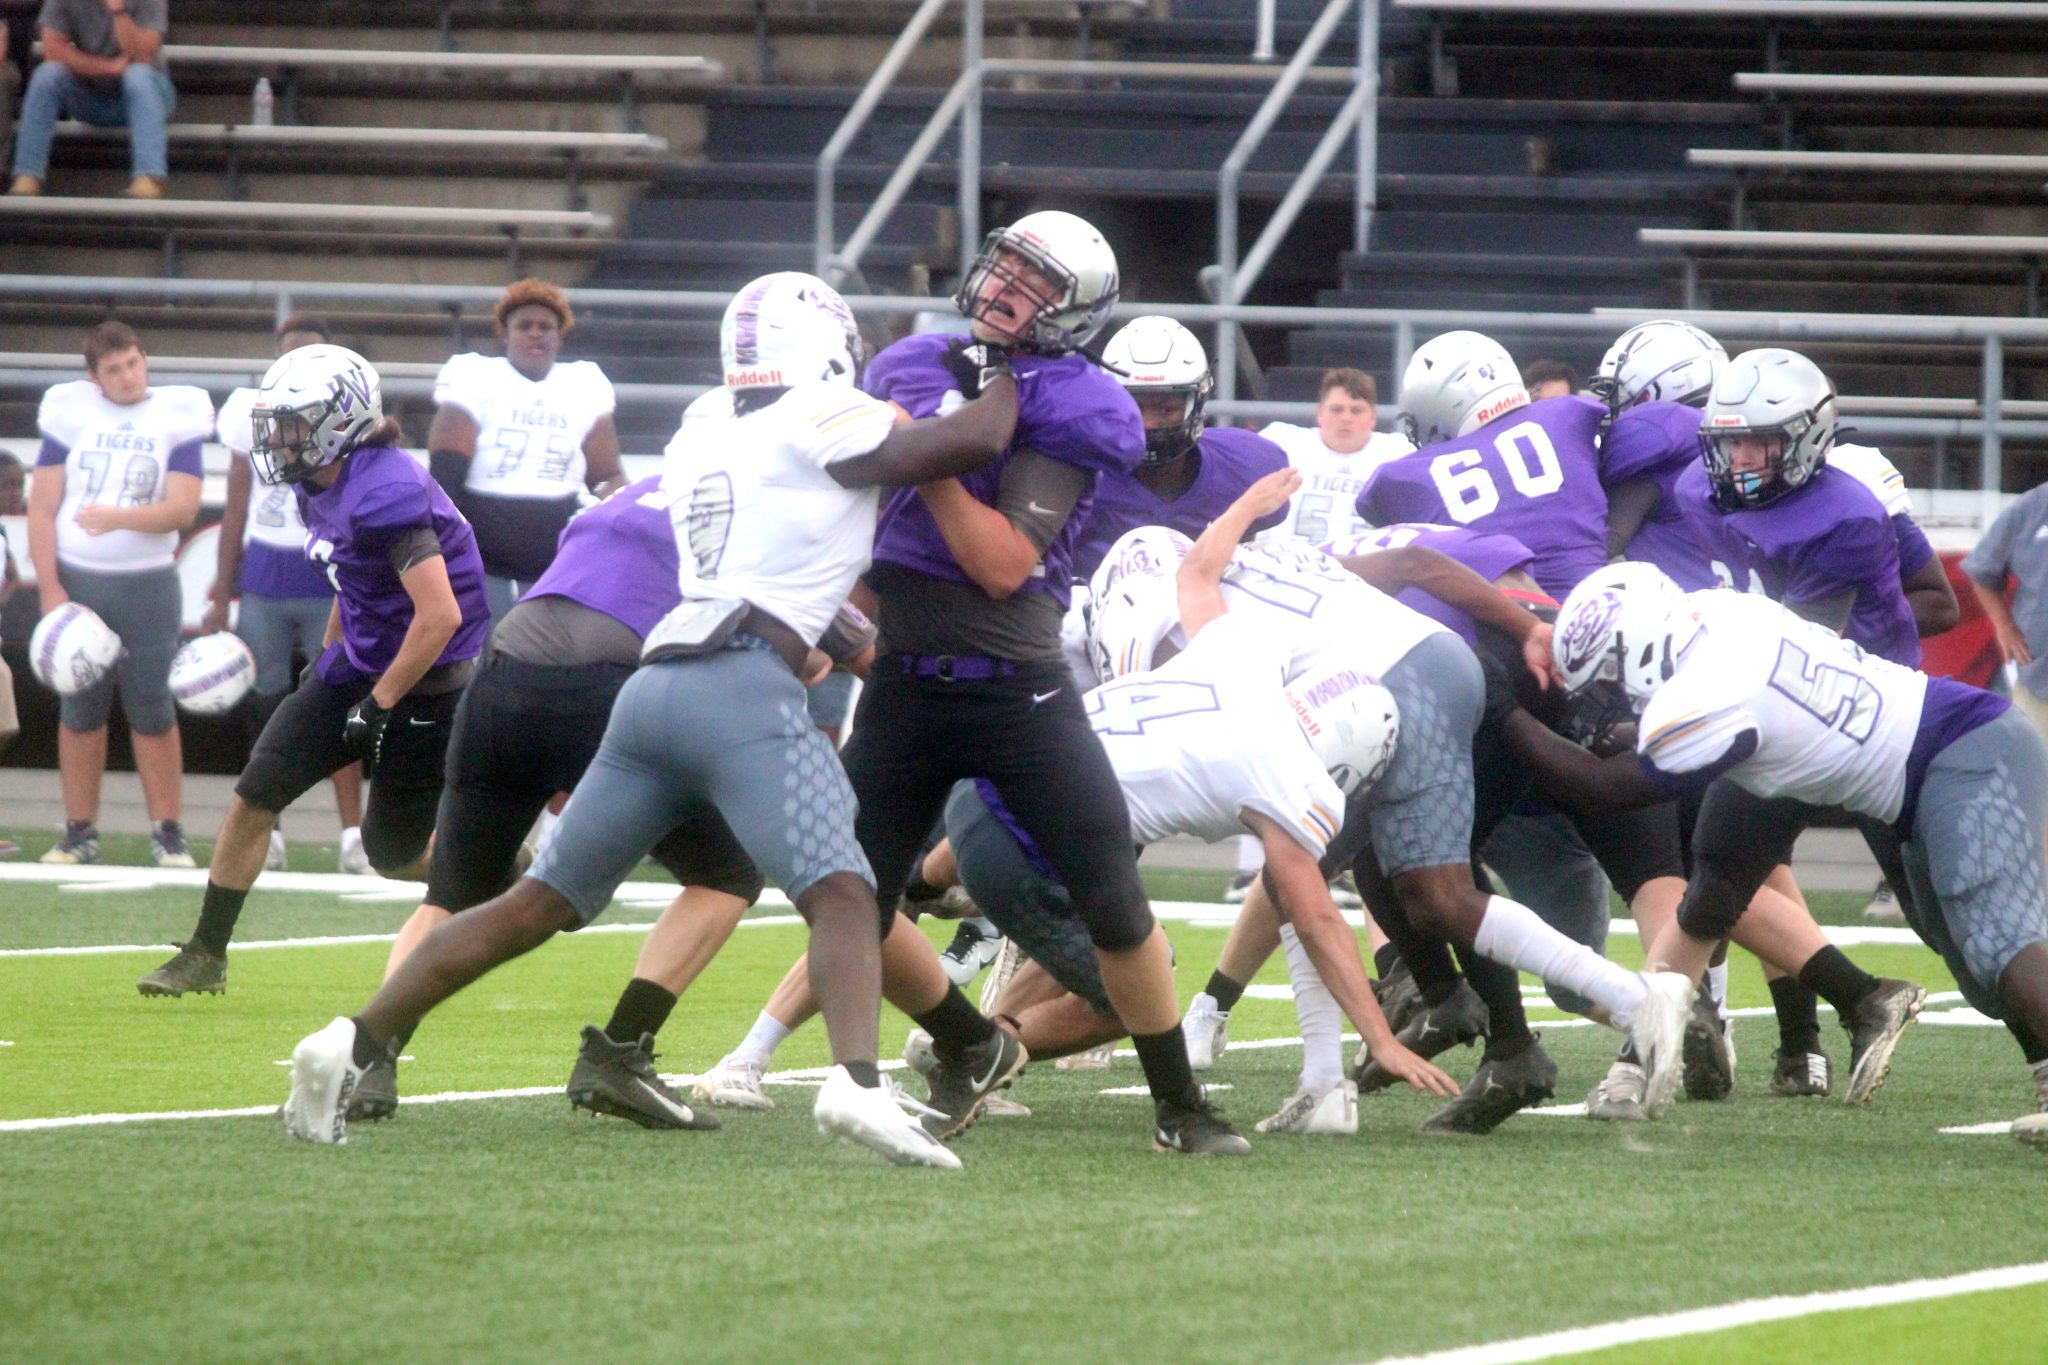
1675 461 1919 667
866 333 1144 610
523 474 679 638
1324 523 1538 646
1072 425 1289 581
298 444 491 684
1356 394 1610 599
1599 399 1721 592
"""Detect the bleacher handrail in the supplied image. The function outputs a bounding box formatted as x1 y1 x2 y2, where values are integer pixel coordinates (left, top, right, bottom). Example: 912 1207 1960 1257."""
1735 72 2048 96
1689 149 2048 175
160 43 723 75
1643 227 2048 254
1396 0 2048 16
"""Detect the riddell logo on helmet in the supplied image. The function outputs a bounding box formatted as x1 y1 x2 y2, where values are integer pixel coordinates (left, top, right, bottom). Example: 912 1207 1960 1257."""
1473 393 1525 426
1710 414 1745 427
1286 691 1323 737
726 368 786 387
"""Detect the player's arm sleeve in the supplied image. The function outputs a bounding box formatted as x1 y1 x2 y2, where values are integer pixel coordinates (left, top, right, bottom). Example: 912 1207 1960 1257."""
585 365 618 419
350 470 436 547
166 439 205 478
816 600 878 663
383 525 445 576
794 386 899 472
430 354 479 416
1636 706 1761 798
995 449 1090 551
1891 513 1935 580
35 437 68 467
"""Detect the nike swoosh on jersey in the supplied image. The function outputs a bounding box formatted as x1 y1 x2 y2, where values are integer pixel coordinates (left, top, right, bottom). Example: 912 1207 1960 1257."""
1026 501 1057 517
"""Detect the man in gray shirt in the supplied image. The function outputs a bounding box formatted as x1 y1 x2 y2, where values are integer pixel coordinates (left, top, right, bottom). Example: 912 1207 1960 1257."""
8 0 173 199
1963 482 2048 742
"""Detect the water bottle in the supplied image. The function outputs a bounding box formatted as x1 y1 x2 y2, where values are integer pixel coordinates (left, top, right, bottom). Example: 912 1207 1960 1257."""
251 77 274 127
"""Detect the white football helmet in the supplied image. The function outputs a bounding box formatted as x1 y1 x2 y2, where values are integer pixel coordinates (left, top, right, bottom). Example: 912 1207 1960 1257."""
29 603 123 697
169 632 257 716
721 271 863 392
955 210 1119 354
1102 316 1213 466
1552 563 1702 741
1398 330 1529 446
250 344 383 486
1086 525 1193 683
1282 664 1400 797
1700 347 1837 511
1595 320 1726 412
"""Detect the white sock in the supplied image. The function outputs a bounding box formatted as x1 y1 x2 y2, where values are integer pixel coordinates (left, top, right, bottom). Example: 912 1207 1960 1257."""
339 824 360 845
1471 894 1649 1026
732 1010 791 1069
2030 1057 2048 1111
1279 924 1345 1093
533 807 561 856
1706 961 1730 1011
1235 833 1264 875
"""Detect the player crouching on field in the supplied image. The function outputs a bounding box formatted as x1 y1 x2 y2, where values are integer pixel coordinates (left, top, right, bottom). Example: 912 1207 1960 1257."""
140 346 491 998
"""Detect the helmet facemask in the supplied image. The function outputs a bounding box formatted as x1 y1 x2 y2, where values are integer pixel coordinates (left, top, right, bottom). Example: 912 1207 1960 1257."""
1702 415 1826 511
251 401 337 486
1131 381 1211 466
954 215 1118 355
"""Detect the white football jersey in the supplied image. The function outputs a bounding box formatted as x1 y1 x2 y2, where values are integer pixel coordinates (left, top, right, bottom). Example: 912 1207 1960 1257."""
1637 591 1928 822
1088 612 1348 856
1256 423 1415 546
1828 443 1913 519
216 385 311 553
657 382 895 646
433 353 615 501
38 379 213 572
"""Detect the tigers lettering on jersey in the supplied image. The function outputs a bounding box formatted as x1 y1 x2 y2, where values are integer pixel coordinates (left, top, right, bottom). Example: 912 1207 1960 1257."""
1256 422 1414 548
36 379 212 573
432 353 615 501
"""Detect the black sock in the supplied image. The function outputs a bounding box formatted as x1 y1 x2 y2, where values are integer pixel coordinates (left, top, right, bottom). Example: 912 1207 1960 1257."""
1484 1030 1538 1063
349 1016 388 1069
1770 975 1824 1055
605 977 678 1045
913 984 997 1059
1373 944 1401 979
1796 947 1879 1022
191 881 249 955
902 865 943 903
842 1060 881 1089
1205 970 1246 1014
1131 1027 1203 1110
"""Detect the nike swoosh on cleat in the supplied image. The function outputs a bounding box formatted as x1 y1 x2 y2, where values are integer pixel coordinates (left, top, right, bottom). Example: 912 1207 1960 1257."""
971 1044 1010 1093
408 718 436 727
632 1077 697 1124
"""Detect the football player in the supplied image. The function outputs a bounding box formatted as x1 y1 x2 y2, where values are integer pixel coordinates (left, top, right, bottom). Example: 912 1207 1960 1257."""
140 346 492 998
282 273 1021 1167
1254 366 1414 548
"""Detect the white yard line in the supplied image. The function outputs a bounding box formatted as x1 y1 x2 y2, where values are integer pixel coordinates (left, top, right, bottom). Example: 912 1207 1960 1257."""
1359 1260 2048 1365
0 914 807 958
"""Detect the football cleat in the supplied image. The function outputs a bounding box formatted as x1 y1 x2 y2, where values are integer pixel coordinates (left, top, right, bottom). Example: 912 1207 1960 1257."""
939 920 1004 987
2011 1112 2048 1151
338 826 372 876
40 825 98 865
693 1053 776 1111
264 829 289 872
282 1016 363 1145
1154 1097 1251 1156
1373 959 1425 1036
566 1027 719 1131
1222 869 1257 905
1769 1048 1832 1098
1255 1080 1358 1135
1424 1040 1558 1135
814 1066 961 1169
1862 880 1904 924
1629 971 1694 1119
1329 872 1365 911
920 1023 1028 1141
1843 978 1925 1107
137 942 226 997
982 1093 1033 1118
151 821 196 869
1586 1058 1649 1123
1356 979 1487 1094
1056 1043 1115 1072
1681 981 1736 1102
900 1027 938 1079
1181 991 1230 1071
346 1055 399 1123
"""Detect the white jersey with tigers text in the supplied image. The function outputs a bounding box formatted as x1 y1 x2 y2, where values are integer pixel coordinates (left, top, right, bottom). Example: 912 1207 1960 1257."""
216 385 313 554
1088 612 1348 856
1637 590 1928 822
656 382 894 646
37 379 212 572
1256 423 1414 546
433 353 615 500
1828 443 1912 519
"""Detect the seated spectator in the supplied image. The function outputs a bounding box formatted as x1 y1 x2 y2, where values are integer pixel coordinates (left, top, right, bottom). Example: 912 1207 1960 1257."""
1521 357 1579 401
8 0 174 200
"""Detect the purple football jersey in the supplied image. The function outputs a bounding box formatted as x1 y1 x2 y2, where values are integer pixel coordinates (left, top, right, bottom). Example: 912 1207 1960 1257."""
523 475 679 639
1072 425 1289 581
866 334 1144 609
1324 522 1538 646
1676 462 1920 666
299 444 491 684
240 540 333 600
1355 395 1611 598
1601 400 1721 591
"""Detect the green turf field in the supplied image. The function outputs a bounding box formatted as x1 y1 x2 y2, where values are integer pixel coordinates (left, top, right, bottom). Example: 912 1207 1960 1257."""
3 832 2045 1364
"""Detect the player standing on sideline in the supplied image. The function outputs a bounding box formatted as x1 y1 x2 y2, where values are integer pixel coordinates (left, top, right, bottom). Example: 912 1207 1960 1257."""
841 211 1255 1155
202 314 369 876
28 320 208 868
427 278 624 624
282 273 1025 1166
138 347 490 997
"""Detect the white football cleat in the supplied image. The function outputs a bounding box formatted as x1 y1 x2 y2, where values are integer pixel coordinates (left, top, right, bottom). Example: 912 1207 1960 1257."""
264 829 288 872
2011 1112 2048 1150
1629 972 1693 1119
814 1065 961 1169
1182 991 1229 1070
338 826 372 877
982 1093 1033 1117
1255 1079 1358 1135
901 1027 938 1078
1055 1043 1115 1072
283 1016 364 1145
1585 1059 1650 1123
692 1052 775 1111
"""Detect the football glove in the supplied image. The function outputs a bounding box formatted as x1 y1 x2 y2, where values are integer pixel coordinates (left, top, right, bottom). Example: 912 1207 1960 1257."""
940 338 1014 400
343 694 391 767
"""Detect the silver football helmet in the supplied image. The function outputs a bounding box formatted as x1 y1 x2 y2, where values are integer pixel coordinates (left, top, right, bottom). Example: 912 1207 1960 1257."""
720 271 863 392
1700 347 1837 510
1102 315 1213 465
955 210 1120 355
1398 330 1529 447
250 344 383 486
1595 319 1727 412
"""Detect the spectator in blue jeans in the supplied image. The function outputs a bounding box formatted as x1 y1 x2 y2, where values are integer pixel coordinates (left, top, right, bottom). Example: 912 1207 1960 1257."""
8 0 173 199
